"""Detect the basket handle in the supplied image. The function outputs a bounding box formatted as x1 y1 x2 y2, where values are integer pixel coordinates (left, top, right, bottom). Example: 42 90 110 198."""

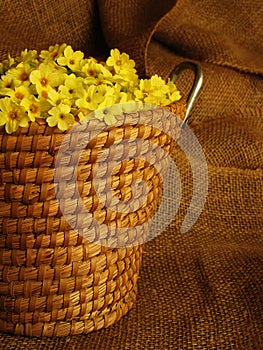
170 61 203 127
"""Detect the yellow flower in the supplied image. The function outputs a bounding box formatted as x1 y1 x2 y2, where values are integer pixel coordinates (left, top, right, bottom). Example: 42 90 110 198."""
29 62 66 96
121 100 145 113
0 55 15 75
82 60 113 85
47 87 71 107
5 54 16 69
97 86 116 108
94 103 122 125
109 84 134 104
46 103 74 130
19 49 38 65
57 45 84 72
76 85 109 111
6 85 31 104
40 43 67 61
103 111 117 125
0 72 15 95
167 80 181 103
106 49 134 73
9 62 34 87
0 97 29 133
142 75 169 94
60 74 85 99
106 49 137 81
135 75 172 106
75 108 90 122
21 96 49 121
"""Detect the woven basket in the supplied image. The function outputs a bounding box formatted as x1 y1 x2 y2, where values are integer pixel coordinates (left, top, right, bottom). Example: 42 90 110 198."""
0 96 186 337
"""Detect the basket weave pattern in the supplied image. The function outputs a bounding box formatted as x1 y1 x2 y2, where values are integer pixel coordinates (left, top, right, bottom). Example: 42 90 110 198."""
0 101 185 337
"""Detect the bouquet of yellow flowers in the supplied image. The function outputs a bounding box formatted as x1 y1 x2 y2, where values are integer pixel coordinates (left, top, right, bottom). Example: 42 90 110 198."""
0 44 181 134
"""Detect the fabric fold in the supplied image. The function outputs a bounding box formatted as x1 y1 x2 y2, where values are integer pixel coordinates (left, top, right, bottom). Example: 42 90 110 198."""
152 0 263 76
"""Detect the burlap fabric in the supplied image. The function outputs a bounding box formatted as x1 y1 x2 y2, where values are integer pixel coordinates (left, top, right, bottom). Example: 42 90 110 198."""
0 0 263 349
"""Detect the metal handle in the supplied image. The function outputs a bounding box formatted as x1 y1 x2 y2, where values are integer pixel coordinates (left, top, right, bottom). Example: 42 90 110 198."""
170 61 203 127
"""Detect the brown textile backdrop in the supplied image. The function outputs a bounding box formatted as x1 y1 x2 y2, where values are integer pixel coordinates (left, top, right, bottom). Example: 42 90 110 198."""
0 0 263 349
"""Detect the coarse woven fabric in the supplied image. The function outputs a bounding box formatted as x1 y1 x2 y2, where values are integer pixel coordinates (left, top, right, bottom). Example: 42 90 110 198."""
0 0 263 349
0 0 107 60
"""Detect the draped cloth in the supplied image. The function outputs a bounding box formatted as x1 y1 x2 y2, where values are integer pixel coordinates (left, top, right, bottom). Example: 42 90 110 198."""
0 0 263 348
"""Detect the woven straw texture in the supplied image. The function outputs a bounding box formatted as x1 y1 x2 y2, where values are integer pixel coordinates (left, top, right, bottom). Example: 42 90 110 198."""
0 0 263 348
0 102 185 337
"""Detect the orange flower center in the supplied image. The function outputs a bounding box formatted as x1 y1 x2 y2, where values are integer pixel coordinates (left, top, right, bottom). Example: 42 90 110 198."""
88 69 96 77
20 72 29 82
29 104 38 114
4 82 12 88
51 51 58 58
40 77 48 87
69 59 75 65
116 60 122 66
14 92 24 100
41 90 48 99
8 110 18 120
